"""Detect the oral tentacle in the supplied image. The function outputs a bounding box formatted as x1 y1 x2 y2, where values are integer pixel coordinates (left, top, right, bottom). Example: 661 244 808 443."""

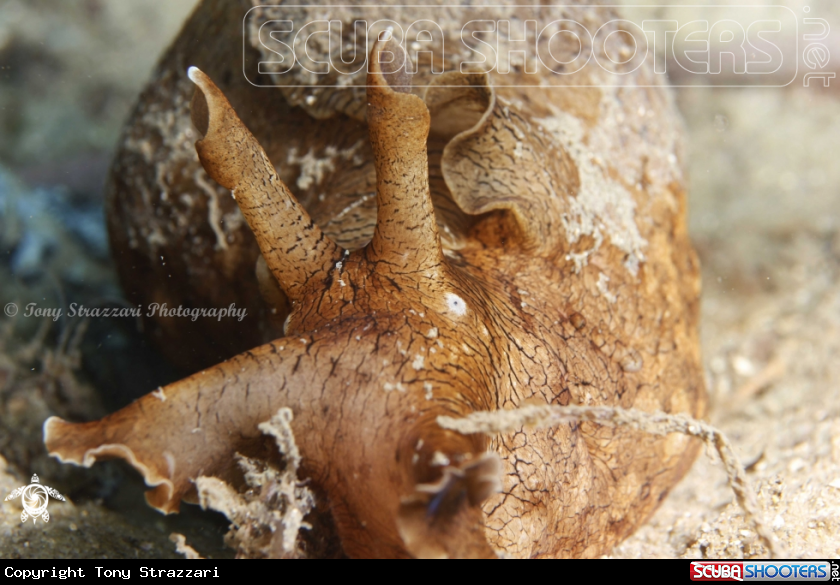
44 336 326 514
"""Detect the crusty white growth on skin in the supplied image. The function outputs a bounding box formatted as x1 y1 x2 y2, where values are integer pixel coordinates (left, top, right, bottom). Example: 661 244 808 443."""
197 408 314 559
597 272 617 304
286 141 364 190
170 533 204 559
258 407 302 471
536 106 647 276
119 70 240 256
437 404 783 559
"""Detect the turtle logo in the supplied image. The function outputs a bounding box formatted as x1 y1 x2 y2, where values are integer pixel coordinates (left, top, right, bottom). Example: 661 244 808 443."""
4 474 65 523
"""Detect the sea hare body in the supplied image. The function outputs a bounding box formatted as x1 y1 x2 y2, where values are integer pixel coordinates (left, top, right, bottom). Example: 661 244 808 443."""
45 1 705 558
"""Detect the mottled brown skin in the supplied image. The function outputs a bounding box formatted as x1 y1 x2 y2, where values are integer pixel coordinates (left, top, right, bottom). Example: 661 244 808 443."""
45 1 705 558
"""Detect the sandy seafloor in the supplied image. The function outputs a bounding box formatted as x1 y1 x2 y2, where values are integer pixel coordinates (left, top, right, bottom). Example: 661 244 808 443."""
1 0 839 559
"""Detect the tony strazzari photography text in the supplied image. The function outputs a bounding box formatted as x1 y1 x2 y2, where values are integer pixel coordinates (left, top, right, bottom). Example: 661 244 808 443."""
17 303 247 322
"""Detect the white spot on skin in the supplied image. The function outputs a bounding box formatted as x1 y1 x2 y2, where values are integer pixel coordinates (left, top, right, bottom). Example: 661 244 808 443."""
620 351 643 373
412 355 425 370
732 356 755 377
445 293 467 316
329 193 373 225
164 451 176 477
384 382 406 392
430 451 450 466
146 228 167 250
152 387 166 402
426 327 438 339
597 272 617 303
423 382 433 400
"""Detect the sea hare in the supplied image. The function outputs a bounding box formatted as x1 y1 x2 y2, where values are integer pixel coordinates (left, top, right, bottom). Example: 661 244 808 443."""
45 1 705 558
